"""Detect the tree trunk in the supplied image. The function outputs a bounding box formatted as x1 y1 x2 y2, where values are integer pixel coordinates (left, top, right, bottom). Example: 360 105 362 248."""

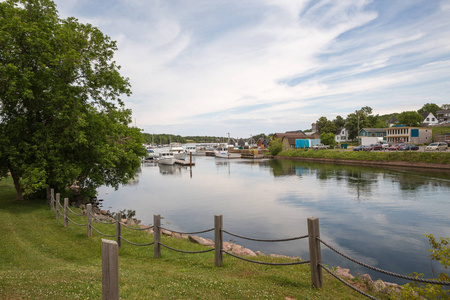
8 163 24 201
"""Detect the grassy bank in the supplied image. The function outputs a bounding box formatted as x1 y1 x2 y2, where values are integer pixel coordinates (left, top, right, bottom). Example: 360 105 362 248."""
278 149 450 165
0 177 387 299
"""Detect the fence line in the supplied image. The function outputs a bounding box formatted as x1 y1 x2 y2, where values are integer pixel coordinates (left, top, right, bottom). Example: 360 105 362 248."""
49 191 450 299
223 250 310 266
320 263 378 300
223 230 308 242
318 237 450 286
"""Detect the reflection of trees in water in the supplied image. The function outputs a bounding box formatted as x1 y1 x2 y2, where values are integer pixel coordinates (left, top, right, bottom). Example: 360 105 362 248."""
124 166 142 186
265 159 450 194
267 160 297 176
388 171 450 191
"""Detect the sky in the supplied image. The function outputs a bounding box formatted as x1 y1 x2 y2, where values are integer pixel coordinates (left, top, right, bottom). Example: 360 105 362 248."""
53 0 450 138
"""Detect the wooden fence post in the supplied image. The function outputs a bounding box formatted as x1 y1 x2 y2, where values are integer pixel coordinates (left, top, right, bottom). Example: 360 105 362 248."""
115 212 122 248
50 188 55 211
55 193 60 219
102 239 119 300
215 215 223 267
87 204 92 237
154 214 161 258
46 187 51 206
64 198 68 227
308 217 322 288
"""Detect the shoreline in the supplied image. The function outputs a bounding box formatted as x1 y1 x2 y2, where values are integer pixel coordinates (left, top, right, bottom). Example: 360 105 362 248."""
272 155 450 171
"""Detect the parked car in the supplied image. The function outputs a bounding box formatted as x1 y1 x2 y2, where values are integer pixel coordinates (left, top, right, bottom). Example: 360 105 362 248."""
353 145 364 151
378 141 390 149
399 144 419 151
425 142 448 151
389 144 404 151
362 145 374 151
312 143 330 150
369 144 382 151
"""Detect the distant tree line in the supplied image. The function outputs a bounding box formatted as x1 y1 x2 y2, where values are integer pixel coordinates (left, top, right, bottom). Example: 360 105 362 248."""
142 133 233 144
141 133 273 145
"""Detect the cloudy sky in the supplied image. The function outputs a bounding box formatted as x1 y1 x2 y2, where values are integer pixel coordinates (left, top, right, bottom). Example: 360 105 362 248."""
53 0 450 138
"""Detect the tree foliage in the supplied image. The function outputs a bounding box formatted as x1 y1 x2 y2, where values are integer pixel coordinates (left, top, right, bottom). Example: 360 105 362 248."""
333 115 346 129
268 138 283 155
393 235 449 299
345 106 373 140
316 116 337 134
320 132 336 147
417 103 441 116
0 0 145 200
397 111 424 127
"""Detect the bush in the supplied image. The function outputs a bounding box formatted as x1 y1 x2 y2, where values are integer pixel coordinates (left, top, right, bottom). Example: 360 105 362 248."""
392 235 449 299
269 138 283 155
320 132 336 147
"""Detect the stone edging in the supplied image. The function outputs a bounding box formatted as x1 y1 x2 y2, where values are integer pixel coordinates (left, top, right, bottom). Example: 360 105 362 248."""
275 155 450 170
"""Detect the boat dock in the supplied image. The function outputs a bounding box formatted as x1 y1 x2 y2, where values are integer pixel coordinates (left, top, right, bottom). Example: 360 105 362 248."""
175 159 195 166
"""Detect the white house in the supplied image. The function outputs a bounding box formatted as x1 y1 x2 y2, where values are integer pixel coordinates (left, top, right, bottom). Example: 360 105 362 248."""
421 112 438 125
334 127 350 143
436 110 450 123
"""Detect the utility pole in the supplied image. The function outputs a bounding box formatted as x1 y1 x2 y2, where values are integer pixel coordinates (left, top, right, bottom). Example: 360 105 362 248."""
357 110 360 145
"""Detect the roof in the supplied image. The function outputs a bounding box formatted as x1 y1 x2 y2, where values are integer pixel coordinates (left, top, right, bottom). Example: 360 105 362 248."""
361 128 387 133
273 132 307 139
388 116 398 123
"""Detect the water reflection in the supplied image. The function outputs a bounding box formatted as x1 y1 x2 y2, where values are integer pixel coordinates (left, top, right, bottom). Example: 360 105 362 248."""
97 157 450 284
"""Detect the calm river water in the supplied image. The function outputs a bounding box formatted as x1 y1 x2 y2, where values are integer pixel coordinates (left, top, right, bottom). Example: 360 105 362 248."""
97 155 450 284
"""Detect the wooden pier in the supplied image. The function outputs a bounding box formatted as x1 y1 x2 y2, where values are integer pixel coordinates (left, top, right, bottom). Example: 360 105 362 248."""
175 159 195 166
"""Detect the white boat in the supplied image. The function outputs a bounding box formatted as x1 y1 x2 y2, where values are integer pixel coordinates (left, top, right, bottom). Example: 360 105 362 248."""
170 143 186 160
185 145 197 155
145 148 158 160
214 145 241 159
157 151 176 165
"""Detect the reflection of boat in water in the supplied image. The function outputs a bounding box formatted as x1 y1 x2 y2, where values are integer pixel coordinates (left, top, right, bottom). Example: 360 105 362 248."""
214 145 241 159
170 143 185 160
157 151 176 165
158 164 178 174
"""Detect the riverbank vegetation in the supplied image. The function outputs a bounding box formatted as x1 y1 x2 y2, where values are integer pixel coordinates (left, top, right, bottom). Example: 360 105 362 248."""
0 177 387 299
277 149 450 165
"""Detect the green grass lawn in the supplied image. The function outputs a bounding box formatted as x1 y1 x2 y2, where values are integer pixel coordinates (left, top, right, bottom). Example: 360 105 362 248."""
0 177 385 299
278 149 450 165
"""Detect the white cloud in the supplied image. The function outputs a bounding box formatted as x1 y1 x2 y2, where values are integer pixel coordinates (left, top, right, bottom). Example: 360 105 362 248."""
53 0 450 136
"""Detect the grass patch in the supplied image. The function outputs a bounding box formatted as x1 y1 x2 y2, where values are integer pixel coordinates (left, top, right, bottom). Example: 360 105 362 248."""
0 177 386 299
278 149 450 164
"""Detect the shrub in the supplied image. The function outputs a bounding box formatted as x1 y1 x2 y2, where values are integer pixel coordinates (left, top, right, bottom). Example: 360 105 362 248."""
269 138 283 155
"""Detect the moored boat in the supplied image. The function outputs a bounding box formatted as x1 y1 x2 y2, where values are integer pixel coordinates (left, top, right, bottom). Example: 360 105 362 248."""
214 145 241 159
170 143 186 160
157 151 176 165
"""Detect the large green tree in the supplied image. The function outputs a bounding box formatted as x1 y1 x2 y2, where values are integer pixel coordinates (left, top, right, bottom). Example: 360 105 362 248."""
417 103 441 116
397 111 424 127
0 0 145 200
316 116 337 134
345 106 373 140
